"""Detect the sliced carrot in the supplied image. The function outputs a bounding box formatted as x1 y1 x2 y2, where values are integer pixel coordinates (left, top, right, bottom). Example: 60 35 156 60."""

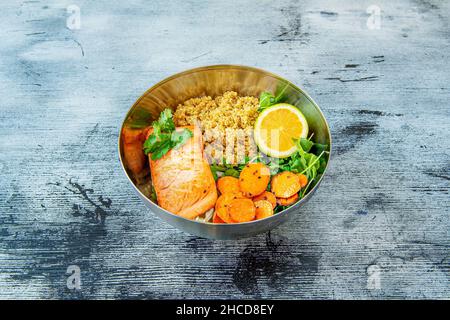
227 198 256 223
252 191 277 209
215 192 246 209
217 176 240 195
213 211 225 223
277 193 299 206
297 174 308 188
238 163 271 197
215 192 246 223
271 171 301 198
254 200 274 220
216 207 233 223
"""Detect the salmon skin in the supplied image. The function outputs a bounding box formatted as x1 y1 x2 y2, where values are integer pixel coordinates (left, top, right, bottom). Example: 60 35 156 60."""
148 126 218 219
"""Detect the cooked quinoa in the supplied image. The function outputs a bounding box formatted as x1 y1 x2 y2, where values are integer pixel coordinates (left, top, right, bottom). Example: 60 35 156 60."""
173 91 259 164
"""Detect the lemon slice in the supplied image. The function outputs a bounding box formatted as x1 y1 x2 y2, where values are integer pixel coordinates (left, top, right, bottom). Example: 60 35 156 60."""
254 103 309 158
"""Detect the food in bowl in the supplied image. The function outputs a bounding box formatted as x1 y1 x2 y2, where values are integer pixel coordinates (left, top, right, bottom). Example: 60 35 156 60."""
121 89 329 224
173 91 259 164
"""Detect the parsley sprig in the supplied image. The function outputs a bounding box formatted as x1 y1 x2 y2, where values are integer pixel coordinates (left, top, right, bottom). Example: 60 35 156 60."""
143 109 193 160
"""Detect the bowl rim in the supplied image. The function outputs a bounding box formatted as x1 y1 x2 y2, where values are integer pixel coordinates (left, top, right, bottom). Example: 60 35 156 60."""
118 64 332 226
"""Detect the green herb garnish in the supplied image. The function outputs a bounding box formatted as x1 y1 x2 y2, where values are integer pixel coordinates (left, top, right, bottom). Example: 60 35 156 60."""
258 84 290 112
224 168 240 178
143 109 193 160
259 92 278 111
291 138 327 177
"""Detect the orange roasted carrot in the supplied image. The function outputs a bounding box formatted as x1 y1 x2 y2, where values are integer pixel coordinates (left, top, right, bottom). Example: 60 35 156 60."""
215 192 246 210
271 171 301 198
297 174 308 188
276 193 299 206
227 198 256 223
216 207 232 223
252 191 277 209
215 192 246 223
254 200 274 220
213 210 225 223
238 163 271 197
217 176 240 195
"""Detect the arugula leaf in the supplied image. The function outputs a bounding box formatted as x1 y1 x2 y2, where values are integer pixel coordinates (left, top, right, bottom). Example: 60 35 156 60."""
258 92 279 112
143 109 193 160
259 92 277 112
211 164 228 172
318 157 327 174
258 84 291 112
274 205 289 214
210 166 219 181
224 168 240 178
289 157 305 173
312 142 328 155
299 138 314 153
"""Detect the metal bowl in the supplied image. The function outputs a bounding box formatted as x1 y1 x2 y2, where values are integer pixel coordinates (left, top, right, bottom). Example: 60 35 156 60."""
119 65 331 240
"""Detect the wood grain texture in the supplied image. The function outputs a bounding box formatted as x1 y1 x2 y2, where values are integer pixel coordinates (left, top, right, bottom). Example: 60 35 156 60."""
0 0 448 299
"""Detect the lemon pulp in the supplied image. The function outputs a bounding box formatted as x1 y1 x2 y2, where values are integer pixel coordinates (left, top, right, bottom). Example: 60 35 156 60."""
254 103 309 158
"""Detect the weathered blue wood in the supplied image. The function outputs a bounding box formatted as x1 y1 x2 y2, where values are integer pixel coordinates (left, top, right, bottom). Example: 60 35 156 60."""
0 0 448 299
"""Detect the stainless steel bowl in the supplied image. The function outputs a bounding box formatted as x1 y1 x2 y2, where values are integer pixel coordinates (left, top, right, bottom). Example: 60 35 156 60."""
119 65 331 239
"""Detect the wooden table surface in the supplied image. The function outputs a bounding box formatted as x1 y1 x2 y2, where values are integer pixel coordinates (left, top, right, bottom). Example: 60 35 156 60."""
0 0 448 299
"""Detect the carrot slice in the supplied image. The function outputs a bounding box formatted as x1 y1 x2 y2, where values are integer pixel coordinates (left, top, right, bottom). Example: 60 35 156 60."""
227 198 256 223
213 211 225 223
252 191 277 209
217 176 240 195
216 207 233 223
271 171 301 198
277 193 299 206
238 163 270 197
297 174 308 188
215 192 246 210
215 192 246 223
254 200 274 220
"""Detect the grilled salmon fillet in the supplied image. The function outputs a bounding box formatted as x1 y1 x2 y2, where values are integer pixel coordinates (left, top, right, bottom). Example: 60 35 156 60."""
148 126 217 219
